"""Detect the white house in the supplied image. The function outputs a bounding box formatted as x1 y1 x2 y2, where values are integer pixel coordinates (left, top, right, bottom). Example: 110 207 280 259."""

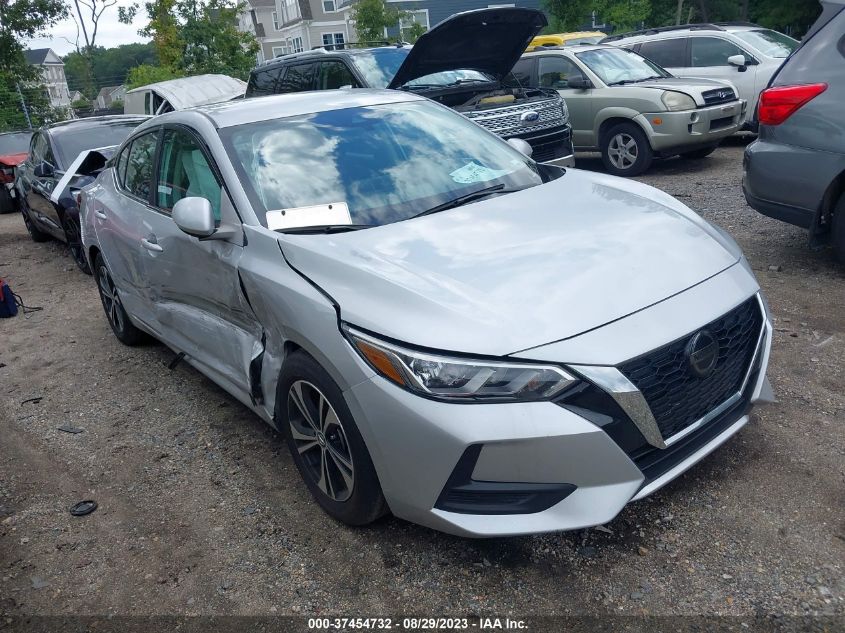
24 48 71 108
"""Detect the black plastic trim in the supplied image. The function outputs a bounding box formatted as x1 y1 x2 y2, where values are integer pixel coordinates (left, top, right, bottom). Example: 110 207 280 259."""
434 445 576 515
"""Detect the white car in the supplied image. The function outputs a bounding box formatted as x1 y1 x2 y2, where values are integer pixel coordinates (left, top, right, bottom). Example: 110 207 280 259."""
602 22 798 128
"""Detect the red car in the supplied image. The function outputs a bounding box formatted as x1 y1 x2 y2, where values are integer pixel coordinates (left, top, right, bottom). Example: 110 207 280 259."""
0 130 32 214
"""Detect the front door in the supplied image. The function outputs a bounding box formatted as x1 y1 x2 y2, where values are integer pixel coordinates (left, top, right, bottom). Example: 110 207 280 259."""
140 126 262 398
22 133 61 235
537 56 594 147
688 36 759 112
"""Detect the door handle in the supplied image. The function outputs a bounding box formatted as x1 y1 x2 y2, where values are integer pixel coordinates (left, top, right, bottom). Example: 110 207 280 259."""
141 237 163 252
94 209 107 219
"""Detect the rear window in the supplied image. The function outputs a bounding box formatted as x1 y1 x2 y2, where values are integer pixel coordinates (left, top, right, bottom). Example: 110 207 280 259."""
52 120 144 168
0 132 31 156
638 38 688 68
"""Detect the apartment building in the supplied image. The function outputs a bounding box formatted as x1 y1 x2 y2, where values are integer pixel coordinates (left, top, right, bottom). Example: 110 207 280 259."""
24 48 72 108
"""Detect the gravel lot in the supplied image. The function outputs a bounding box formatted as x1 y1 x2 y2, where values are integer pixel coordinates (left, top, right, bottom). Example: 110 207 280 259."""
1 139 843 621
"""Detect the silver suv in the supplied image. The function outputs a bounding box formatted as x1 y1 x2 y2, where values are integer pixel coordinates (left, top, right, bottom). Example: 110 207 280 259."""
602 22 798 128
246 8 574 167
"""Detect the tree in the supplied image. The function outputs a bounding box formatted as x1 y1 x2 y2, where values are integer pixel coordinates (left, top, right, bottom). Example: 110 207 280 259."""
0 0 67 81
351 0 405 43
126 63 182 89
64 43 158 97
405 22 426 43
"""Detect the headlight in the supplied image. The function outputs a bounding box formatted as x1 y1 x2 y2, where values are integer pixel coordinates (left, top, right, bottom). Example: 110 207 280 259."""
661 91 697 111
344 326 578 401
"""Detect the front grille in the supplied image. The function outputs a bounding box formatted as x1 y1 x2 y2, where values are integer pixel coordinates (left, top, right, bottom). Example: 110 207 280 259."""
511 126 572 162
462 97 567 137
619 297 763 440
702 87 737 106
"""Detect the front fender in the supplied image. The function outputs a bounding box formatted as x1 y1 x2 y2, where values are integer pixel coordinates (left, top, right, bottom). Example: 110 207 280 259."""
593 106 648 140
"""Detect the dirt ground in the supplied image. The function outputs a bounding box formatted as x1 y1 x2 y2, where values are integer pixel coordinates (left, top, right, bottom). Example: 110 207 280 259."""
1 139 843 622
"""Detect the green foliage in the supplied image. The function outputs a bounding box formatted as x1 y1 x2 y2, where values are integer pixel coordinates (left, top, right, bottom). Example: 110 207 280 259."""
352 0 405 43
126 63 183 89
405 22 427 43
0 0 67 82
0 78 61 132
72 97 90 108
64 43 159 97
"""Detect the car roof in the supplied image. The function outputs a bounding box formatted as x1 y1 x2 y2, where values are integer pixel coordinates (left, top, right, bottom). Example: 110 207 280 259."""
140 89 426 130
524 43 615 56
602 22 764 43
256 45 409 71
44 115 150 136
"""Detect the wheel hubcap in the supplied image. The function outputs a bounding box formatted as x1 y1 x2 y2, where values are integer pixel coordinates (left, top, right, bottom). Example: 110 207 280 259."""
287 380 355 502
608 133 638 170
97 265 124 333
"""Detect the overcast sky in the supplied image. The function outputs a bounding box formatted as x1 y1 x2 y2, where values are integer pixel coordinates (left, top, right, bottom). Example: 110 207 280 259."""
26 0 148 56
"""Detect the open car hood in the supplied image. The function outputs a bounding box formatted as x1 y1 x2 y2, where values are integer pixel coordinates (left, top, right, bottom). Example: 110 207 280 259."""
387 7 547 89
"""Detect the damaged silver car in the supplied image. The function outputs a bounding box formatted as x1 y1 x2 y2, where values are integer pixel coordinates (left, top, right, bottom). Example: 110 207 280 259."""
80 90 773 537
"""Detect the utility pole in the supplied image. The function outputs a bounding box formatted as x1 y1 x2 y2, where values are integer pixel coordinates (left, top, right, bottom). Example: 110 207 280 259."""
16 83 33 129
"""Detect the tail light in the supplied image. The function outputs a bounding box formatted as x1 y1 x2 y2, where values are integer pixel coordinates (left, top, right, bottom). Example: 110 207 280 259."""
758 83 827 126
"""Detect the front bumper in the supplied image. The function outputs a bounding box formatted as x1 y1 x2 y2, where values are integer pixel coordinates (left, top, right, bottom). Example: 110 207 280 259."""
342 265 772 537
636 100 747 152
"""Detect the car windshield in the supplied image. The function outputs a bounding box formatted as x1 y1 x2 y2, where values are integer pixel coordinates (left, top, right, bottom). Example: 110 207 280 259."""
221 100 547 230
348 48 409 87
405 69 493 87
576 47 670 85
53 120 144 168
0 132 32 156
733 29 798 58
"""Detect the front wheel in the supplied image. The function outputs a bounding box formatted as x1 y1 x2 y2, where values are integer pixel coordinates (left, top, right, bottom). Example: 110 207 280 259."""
601 122 653 177
94 253 145 345
680 146 718 160
62 213 91 274
20 199 50 242
278 351 387 526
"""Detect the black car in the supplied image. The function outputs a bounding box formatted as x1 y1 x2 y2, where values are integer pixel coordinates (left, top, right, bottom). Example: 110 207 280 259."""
16 116 148 273
246 8 575 167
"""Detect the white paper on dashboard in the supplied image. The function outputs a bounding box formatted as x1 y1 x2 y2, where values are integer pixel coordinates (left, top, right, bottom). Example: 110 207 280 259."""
266 202 352 230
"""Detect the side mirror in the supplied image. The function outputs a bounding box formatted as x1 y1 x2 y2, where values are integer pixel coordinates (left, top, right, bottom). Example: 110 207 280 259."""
507 137 533 158
173 197 216 238
727 54 747 71
566 75 591 90
34 162 54 178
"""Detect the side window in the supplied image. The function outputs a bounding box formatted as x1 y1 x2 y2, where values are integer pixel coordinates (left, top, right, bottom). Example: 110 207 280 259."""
639 38 688 68
538 56 583 89
31 134 46 164
276 63 317 93
691 37 747 67
156 128 222 221
123 132 158 201
316 61 359 89
247 68 282 96
504 58 534 87
115 145 130 187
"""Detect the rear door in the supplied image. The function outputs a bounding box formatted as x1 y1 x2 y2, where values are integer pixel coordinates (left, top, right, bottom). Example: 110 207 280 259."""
637 37 689 76
141 125 262 399
93 129 160 326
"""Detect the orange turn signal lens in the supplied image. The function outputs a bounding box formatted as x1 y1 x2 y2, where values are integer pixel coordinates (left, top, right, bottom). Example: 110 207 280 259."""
652 117 663 125
354 339 407 386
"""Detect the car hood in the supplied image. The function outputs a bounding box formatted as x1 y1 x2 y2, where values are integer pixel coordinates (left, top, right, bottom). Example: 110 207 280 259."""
278 169 742 357
631 77 739 106
0 152 28 167
387 7 547 89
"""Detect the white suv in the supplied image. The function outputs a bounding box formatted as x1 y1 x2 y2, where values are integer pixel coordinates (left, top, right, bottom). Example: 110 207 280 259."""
602 22 798 128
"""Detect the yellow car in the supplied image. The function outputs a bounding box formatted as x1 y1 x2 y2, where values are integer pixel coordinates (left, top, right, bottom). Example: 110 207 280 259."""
526 31 606 52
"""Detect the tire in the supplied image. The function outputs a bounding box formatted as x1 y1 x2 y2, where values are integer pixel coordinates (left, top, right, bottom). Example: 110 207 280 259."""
832 196 845 266
277 351 388 526
20 198 50 242
0 186 14 214
680 146 718 160
94 253 145 345
601 122 653 177
62 212 91 274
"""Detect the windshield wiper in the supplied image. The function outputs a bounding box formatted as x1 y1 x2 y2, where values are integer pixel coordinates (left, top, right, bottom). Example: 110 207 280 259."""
412 184 517 218
608 76 665 86
275 224 371 234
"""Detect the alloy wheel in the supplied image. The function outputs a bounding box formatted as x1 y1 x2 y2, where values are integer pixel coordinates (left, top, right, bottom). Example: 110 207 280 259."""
287 380 355 502
607 132 639 170
97 264 125 334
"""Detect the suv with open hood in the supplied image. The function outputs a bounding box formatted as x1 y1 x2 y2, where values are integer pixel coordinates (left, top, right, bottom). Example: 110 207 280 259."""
245 8 574 167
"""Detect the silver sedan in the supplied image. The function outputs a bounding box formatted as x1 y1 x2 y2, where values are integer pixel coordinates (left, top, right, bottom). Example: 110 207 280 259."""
80 90 773 537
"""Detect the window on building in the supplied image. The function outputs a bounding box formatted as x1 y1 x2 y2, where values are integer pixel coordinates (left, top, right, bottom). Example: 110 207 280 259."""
322 0 337 12
399 10 429 41
271 46 287 58
272 11 280 30
322 32 345 48
280 0 299 24
292 36 304 53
